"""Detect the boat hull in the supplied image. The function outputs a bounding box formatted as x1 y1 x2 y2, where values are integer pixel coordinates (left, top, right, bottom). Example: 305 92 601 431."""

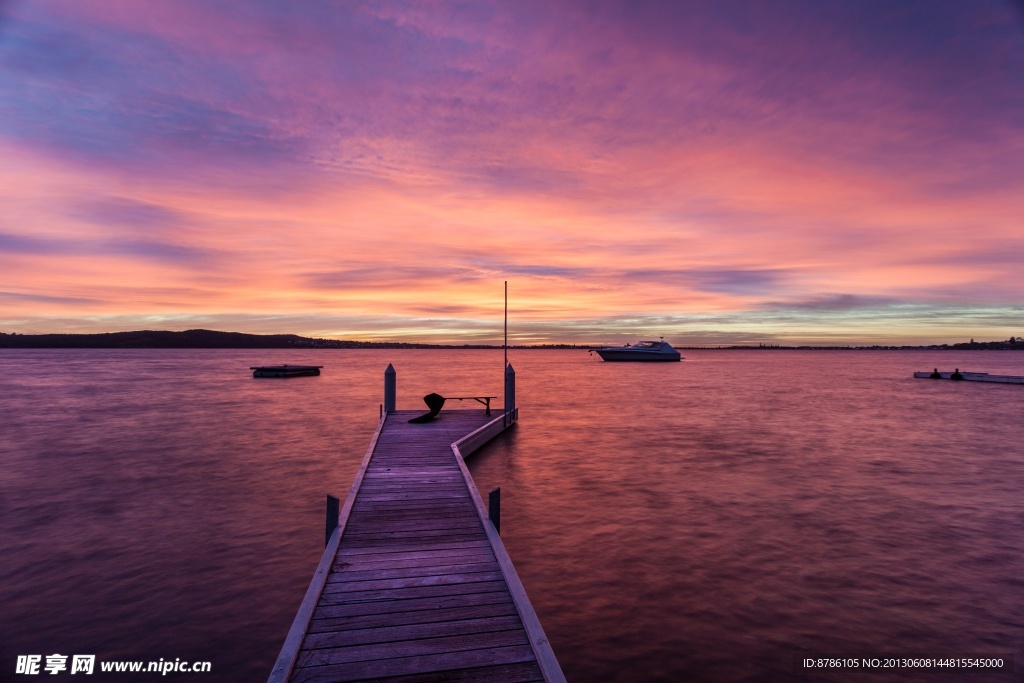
595 350 681 362
913 371 1023 384
251 365 323 378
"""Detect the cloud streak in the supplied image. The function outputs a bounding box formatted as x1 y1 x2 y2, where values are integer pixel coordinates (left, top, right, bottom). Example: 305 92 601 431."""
0 0 1022 343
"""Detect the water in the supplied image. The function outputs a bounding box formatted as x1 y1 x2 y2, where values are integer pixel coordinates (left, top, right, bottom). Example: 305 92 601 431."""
1 349 1022 681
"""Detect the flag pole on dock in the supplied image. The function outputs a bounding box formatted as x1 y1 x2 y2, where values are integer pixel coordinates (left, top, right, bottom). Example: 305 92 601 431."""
504 280 508 368
503 281 509 428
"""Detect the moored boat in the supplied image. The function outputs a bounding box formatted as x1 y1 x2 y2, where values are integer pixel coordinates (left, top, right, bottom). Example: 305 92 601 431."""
913 370 1024 384
251 364 323 378
591 339 682 362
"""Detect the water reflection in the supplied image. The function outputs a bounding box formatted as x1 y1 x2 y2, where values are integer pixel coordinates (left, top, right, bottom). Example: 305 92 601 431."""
1 349 1022 681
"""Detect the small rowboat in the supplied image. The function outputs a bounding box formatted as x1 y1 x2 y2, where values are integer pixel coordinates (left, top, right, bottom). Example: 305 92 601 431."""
914 370 1024 384
251 364 323 378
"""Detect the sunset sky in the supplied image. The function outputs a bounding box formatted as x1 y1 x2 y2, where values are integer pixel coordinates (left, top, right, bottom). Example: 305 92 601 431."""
1 0 1022 345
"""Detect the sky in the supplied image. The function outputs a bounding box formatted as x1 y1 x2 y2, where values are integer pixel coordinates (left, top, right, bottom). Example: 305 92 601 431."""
1 0 1022 345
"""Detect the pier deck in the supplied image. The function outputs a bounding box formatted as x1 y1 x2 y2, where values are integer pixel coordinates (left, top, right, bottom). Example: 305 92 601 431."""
271 408 562 683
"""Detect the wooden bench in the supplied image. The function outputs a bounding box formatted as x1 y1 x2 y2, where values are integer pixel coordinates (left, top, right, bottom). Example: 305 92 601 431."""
444 395 498 415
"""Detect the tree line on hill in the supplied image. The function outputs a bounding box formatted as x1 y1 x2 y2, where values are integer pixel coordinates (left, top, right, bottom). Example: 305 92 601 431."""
0 329 581 349
0 329 426 349
0 329 1020 350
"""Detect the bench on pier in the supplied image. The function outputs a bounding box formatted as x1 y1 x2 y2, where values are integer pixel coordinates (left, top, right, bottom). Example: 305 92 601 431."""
445 395 498 415
408 393 499 423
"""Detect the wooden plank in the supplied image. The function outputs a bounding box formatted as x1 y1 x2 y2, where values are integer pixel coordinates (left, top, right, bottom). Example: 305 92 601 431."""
329 565 501 589
318 579 512 605
347 661 544 683
334 539 491 556
290 645 538 683
347 509 478 520
334 548 494 567
343 518 482 533
353 499 476 509
343 520 484 533
361 473 465 481
348 505 477 517
354 488 470 496
348 504 478 515
312 590 514 620
295 630 530 668
340 534 487 546
327 560 499 583
356 479 465 486
306 601 520 634
340 533 485 545
354 489 469 497
330 561 495 577
379 501 477 513
332 550 494 571
302 614 525 650
340 536 487 548
360 467 456 472
322 570 506 594
355 493 473 502
345 514 481 525
354 491 472 501
348 511 478 521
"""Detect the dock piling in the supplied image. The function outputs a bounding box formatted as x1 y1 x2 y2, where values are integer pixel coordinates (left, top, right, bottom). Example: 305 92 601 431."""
489 487 501 534
383 363 396 413
504 362 516 427
324 495 339 547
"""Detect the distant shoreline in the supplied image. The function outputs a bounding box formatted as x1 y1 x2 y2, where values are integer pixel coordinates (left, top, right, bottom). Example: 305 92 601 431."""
0 329 1021 351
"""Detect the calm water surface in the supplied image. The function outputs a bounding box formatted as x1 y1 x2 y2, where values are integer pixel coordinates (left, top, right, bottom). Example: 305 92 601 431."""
1 349 1022 681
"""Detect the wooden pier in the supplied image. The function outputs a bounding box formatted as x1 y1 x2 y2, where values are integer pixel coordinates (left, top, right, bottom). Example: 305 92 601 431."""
270 365 563 682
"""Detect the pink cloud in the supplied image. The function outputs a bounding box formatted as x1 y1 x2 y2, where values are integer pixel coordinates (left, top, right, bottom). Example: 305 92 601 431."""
1 1 1021 343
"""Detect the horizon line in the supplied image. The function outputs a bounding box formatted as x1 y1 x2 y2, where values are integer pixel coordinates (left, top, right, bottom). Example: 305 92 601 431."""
1 328 1020 350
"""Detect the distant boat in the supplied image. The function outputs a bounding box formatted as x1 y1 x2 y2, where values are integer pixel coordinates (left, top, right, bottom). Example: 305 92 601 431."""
591 339 682 362
251 364 323 378
913 370 1023 385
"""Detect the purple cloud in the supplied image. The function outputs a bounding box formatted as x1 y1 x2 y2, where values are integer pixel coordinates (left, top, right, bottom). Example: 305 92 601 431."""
0 290 101 305
0 230 218 266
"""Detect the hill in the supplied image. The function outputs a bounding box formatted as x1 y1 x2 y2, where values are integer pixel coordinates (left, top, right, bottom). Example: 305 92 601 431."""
0 329 420 349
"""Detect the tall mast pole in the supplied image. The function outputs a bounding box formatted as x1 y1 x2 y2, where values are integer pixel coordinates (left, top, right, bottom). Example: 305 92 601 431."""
504 281 508 368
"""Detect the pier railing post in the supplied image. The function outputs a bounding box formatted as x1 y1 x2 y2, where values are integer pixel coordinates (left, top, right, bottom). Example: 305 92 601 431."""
325 495 339 547
384 363 396 413
504 363 515 427
488 488 501 534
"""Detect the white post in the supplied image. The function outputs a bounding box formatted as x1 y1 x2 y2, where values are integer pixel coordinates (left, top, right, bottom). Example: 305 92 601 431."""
384 363 396 413
504 363 515 426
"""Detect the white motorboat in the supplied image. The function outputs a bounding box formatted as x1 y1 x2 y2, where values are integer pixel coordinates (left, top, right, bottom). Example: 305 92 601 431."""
591 339 682 362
